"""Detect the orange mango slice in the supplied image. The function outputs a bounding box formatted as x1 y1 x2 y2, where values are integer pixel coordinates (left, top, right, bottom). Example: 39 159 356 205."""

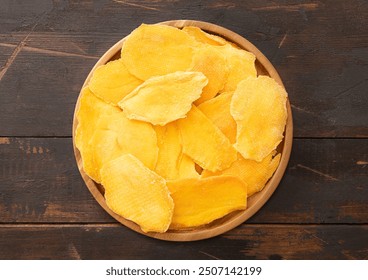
202 151 281 196
177 106 237 172
101 154 174 233
182 26 227 46
75 87 120 182
198 91 236 143
90 111 158 182
191 46 228 105
89 59 142 105
122 24 197 80
167 176 247 228
231 76 287 162
155 123 199 180
221 44 257 92
119 71 207 126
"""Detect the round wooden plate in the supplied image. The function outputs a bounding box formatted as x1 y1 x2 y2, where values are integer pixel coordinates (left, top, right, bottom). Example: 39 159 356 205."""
72 20 293 241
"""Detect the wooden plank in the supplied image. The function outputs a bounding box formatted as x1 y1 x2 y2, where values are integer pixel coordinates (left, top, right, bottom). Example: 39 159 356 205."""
251 138 368 223
0 224 366 259
0 33 120 59
0 45 17 67
0 137 115 223
1 138 367 224
0 0 367 137
0 0 52 33
0 48 96 136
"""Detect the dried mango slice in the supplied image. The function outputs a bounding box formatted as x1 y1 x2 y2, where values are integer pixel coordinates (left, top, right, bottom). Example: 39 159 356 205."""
198 91 236 143
85 110 158 183
202 151 281 196
178 154 200 179
94 111 158 172
75 87 120 181
75 87 120 150
121 24 197 80
177 106 237 172
182 26 227 46
154 123 182 180
167 176 247 229
101 154 174 233
89 59 142 105
90 129 121 181
119 71 208 126
231 76 287 162
221 44 257 92
155 123 199 180
190 46 228 105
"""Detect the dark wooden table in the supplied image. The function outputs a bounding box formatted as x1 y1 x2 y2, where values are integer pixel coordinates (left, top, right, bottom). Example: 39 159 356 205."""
0 0 367 260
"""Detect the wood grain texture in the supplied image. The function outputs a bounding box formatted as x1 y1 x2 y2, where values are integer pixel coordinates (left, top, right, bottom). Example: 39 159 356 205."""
1 138 367 224
0 137 114 223
0 224 367 259
0 0 367 137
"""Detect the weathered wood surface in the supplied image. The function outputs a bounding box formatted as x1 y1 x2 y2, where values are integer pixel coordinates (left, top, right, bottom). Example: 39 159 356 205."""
1 137 367 224
0 0 367 137
0 224 367 260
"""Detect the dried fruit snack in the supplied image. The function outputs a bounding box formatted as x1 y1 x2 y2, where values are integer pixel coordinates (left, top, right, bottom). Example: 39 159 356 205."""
190 45 228 104
101 154 173 233
220 44 257 92
89 59 142 105
198 91 236 143
231 76 288 162
122 24 197 80
75 87 120 182
119 71 207 125
202 151 281 197
90 111 158 182
177 106 237 172
74 22 289 236
182 26 227 46
167 176 247 229
154 123 198 180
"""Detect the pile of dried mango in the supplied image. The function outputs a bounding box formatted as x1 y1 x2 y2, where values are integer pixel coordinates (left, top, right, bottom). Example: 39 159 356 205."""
75 24 288 233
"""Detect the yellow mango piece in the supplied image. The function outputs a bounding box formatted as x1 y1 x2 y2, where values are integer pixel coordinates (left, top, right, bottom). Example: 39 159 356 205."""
178 154 200 179
154 123 182 180
90 129 121 181
75 87 120 182
93 112 158 170
121 24 197 80
89 59 142 105
119 71 208 126
202 152 281 196
167 176 247 228
177 106 237 172
75 87 120 150
101 154 174 233
84 110 158 183
190 46 228 104
221 44 257 92
182 26 227 46
155 123 199 180
231 76 287 162
198 91 236 143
